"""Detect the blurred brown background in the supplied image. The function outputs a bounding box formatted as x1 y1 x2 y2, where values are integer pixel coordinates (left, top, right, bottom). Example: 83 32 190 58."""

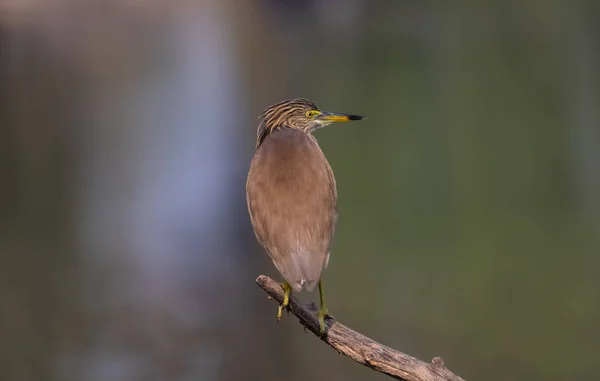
1 1 599 380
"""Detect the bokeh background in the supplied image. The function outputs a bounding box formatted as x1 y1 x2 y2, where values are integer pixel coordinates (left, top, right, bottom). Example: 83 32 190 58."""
1 1 599 380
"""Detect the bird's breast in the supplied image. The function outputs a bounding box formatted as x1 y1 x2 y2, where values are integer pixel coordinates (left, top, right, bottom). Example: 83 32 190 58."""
246 127 337 252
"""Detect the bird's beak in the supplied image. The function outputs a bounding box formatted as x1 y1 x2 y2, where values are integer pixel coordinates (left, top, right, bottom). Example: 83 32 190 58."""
317 111 364 123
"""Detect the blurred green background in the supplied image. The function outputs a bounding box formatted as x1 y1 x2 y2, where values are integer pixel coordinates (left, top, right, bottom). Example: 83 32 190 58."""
1 1 599 380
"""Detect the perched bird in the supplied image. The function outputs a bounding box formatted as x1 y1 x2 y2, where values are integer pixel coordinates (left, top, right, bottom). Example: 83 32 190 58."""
246 98 364 335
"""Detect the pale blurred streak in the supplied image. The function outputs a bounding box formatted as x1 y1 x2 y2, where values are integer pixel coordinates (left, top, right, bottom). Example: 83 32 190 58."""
73 2 245 381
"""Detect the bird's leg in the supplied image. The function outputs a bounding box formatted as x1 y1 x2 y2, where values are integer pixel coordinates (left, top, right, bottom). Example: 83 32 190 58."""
277 281 292 321
317 280 332 336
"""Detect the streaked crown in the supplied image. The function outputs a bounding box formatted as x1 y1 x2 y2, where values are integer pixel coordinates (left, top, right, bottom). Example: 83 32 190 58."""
256 98 319 147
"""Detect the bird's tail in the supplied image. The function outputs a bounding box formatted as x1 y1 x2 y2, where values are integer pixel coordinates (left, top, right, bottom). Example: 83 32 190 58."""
272 251 329 293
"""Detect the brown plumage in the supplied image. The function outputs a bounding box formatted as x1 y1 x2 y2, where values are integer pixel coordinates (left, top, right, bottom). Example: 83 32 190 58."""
247 126 337 292
246 98 363 333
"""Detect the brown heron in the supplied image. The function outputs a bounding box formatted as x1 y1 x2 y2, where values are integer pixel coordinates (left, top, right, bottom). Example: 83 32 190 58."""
246 98 364 335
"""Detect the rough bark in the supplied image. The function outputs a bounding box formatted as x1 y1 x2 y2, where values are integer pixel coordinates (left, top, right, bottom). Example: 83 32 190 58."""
256 275 466 381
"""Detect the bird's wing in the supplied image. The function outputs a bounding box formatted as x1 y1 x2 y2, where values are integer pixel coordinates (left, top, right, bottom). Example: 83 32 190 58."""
246 128 337 292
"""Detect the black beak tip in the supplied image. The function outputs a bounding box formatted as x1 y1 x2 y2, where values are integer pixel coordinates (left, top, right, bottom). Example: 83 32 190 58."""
349 115 365 121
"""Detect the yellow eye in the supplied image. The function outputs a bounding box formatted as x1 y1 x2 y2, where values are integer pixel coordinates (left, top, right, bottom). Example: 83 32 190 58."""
306 110 320 118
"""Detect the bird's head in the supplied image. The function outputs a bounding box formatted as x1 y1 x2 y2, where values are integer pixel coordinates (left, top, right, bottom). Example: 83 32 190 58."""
256 98 364 147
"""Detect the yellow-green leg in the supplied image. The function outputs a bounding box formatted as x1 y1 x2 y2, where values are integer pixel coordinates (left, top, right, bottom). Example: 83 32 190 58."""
277 281 292 321
318 280 331 336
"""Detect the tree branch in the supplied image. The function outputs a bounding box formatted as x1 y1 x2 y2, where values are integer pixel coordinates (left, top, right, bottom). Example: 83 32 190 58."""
256 275 465 381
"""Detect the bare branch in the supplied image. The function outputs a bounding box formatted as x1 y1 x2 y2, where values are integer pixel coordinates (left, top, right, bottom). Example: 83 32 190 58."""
256 275 466 381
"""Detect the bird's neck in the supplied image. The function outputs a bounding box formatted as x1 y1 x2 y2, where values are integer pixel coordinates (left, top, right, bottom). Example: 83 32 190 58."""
256 124 311 149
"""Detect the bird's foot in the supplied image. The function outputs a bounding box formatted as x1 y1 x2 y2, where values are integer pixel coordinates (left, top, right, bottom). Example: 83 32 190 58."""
316 280 333 336
317 306 334 336
276 282 292 321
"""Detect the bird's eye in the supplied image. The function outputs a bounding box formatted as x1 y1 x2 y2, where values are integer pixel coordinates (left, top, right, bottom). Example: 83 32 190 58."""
306 110 320 118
